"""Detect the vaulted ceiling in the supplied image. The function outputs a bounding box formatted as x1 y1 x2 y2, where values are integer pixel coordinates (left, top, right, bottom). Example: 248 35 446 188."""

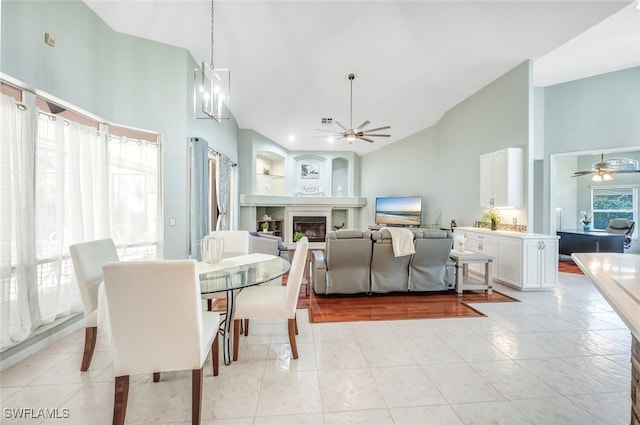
84 1 639 155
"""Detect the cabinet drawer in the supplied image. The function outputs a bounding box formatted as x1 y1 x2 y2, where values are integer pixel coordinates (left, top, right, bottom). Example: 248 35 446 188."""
466 232 499 246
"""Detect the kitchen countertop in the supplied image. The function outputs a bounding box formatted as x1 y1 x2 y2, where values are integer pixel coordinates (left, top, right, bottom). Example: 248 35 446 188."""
572 253 640 340
455 226 560 239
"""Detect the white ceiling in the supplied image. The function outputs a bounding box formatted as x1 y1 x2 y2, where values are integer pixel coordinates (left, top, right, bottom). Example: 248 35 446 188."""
84 0 640 156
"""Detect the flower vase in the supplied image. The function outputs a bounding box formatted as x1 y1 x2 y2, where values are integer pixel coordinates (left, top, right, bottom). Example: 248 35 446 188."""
583 224 591 232
490 220 497 231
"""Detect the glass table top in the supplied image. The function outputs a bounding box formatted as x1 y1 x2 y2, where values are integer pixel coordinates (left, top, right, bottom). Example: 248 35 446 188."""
199 253 290 294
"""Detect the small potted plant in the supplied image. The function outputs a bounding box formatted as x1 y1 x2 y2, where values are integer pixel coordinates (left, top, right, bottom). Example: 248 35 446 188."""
293 231 305 242
261 221 270 232
579 210 593 231
483 207 501 231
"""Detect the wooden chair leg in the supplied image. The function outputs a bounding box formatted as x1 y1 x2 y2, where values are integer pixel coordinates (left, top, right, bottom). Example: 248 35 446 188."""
207 299 212 311
81 326 98 371
212 333 219 376
233 319 240 362
294 316 298 335
287 318 298 360
243 319 249 336
191 368 203 425
153 372 161 382
113 375 129 425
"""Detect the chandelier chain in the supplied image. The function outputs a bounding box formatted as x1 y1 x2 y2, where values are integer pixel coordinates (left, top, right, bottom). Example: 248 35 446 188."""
210 0 215 68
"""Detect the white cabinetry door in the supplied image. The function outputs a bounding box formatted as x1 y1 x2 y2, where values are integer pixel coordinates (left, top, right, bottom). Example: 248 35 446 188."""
479 148 523 208
497 237 522 286
479 153 494 208
539 240 558 288
523 239 558 289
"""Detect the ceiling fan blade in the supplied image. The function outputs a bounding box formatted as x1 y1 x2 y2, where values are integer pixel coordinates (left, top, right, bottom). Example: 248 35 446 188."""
572 171 595 176
355 120 370 130
362 125 391 133
334 120 348 131
359 137 375 143
314 129 344 134
361 134 391 137
611 169 640 174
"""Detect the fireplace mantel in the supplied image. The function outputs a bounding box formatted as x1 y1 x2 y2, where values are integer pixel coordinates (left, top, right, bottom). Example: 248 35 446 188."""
240 194 367 242
240 194 366 208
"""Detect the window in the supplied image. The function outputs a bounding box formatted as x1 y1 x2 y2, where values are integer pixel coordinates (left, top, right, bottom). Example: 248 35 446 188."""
1 83 161 351
591 185 637 233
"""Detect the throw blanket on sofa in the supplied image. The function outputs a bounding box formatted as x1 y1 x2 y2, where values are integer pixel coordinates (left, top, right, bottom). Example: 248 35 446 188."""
385 227 416 257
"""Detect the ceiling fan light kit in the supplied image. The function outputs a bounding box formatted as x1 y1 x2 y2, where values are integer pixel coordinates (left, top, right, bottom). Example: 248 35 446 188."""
314 73 391 145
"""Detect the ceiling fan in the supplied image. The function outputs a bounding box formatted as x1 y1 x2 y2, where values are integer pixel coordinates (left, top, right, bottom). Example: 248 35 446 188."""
572 154 640 181
315 73 391 144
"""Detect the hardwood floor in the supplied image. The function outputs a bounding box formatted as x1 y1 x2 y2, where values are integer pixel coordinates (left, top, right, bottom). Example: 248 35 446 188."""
211 282 518 323
302 289 518 323
558 257 584 274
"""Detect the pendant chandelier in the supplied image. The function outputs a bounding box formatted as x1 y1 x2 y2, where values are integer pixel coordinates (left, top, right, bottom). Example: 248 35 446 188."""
194 0 230 121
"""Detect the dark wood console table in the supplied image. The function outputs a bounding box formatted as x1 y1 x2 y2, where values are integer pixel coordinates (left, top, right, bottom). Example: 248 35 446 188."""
557 230 625 255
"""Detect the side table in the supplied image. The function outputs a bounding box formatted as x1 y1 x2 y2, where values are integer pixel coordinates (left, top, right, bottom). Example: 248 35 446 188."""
449 250 494 296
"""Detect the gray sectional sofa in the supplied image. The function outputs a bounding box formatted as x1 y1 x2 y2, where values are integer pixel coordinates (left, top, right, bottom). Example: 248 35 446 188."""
311 228 454 295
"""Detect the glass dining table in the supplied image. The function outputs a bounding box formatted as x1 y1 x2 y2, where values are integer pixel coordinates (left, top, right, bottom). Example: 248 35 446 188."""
198 253 290 365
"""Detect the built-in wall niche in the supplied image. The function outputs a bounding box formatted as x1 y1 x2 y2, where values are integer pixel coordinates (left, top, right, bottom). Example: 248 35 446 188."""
331 209 348 231
332 157 348 197
256 151 285 195
295 155 327 196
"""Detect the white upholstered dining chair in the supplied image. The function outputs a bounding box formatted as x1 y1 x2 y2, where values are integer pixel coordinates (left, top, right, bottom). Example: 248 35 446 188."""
232 237 308 361
69 238 119 371
102 259 221 425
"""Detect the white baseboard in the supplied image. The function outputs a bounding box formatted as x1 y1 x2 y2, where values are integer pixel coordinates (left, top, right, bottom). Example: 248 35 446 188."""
0 316 84 371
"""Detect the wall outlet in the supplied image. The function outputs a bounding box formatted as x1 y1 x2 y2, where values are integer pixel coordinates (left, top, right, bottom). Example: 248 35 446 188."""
169 217 176 226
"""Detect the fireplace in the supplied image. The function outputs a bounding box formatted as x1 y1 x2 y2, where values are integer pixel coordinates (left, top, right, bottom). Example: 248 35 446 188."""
293 216 327 242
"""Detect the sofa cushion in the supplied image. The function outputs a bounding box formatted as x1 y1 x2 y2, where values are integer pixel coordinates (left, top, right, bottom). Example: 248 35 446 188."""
372 228 395 243
415 229 448 239
332 229 371 239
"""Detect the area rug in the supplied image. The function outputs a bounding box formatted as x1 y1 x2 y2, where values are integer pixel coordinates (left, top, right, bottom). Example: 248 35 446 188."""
302 290 519 324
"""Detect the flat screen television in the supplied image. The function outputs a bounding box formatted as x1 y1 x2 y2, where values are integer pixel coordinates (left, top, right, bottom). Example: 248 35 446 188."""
375 196 422 227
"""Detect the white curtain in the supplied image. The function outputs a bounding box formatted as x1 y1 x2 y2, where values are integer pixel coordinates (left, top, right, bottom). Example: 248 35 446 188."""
0 95 35 348
34 116 109 324
108 135 160 260
1 91 160 351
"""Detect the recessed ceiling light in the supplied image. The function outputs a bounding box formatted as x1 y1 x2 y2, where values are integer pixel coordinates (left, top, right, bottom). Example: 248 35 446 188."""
288 135 295 142
327 136 335 143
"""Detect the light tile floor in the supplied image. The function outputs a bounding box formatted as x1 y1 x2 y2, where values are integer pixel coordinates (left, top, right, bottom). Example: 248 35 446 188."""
1 272 632 424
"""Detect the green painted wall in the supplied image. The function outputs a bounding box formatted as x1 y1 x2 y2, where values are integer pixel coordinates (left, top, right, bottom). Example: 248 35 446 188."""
2 1 113 117
544 67 640 154
359 126 441 227
538 67 640 234
361 61 532 229
1 0 240 259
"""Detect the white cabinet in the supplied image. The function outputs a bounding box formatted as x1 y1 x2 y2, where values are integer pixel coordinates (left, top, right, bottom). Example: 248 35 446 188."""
480 148 523 207
498 236 522 287
523 239 558 290
455 227 558 291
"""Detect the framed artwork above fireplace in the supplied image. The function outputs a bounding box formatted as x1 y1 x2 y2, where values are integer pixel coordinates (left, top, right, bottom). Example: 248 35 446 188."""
301 163 320 179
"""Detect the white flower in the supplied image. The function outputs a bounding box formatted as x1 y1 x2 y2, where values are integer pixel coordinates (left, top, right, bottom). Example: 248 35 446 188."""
579 210 593 224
